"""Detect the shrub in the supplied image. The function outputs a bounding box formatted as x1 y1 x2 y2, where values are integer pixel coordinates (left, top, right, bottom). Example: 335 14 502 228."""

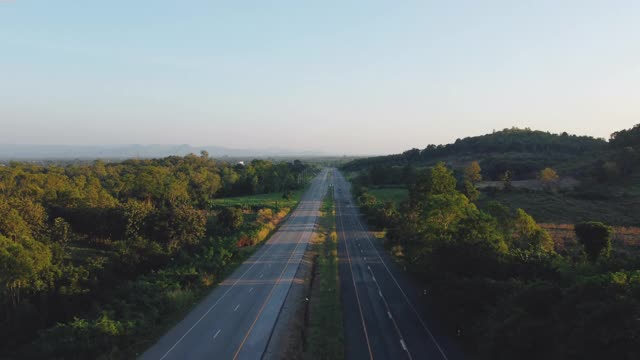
575 222 613 261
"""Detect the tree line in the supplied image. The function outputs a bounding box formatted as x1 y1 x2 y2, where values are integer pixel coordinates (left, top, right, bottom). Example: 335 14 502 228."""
0 153 316 358
352 162 639 359
344 125 640 182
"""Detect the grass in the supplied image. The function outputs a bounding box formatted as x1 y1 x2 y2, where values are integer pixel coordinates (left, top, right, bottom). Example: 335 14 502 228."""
483 190 640 227
209 190 304 209
541 223 640 258
306 187 344 360
368 187 409 205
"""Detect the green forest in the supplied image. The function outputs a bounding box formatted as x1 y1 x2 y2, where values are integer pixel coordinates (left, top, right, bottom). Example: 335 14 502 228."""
0 153 316 359
344 126 621 181
345 124 640 359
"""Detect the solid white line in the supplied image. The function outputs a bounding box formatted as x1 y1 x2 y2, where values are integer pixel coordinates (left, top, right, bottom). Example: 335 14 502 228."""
388 311 393 319
336 196 375 360
155 194 309 360
232 204 317 359
339 173 450 360
401 339 408 351
213 329 221 340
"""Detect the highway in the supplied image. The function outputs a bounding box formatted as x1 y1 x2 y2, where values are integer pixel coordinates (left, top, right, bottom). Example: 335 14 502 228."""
334 170 462 360
141 169 329 360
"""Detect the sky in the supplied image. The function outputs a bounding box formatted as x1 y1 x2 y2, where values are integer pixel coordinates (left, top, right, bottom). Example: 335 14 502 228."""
1 0 639 155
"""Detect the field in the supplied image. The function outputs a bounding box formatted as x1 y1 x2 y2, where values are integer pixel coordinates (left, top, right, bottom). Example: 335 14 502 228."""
209 190 303 209
483 190 640 227
541 223 640 257
368 187 409 205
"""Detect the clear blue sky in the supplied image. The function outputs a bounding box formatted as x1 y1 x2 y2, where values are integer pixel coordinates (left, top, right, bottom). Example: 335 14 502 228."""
1 0 638 155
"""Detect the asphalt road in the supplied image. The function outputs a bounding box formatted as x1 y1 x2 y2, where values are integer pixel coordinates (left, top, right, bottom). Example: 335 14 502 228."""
334 170 463 360
141 169 329 360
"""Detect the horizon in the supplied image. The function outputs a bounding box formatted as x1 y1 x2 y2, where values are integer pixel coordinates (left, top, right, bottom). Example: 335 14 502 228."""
1 1 639 154
0 126 624 159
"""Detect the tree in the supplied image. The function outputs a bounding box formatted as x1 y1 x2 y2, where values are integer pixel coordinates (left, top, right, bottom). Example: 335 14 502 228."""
410 162 456 207
369 165 388 186
511 209 554 253
462 181 480 202
358 192 377 208
501 170 513 190
218 207 244 233
0 235 52 307
429 162 457 194
168 205 207 250
0 200 32 241
539 167 559 188
464 161 482 184
51 217 72 248
121 199 154 240
574 222 612 261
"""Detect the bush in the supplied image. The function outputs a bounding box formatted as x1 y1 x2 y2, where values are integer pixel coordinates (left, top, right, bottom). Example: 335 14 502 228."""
575 222 612 261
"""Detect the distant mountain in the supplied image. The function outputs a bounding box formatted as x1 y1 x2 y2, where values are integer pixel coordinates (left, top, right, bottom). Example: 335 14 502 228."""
0 144 327 160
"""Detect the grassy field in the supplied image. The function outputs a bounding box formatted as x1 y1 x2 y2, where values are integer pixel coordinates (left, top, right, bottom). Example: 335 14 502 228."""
541 223 640 258
483 190 640 227
209 190 304 209
306 189 344 360
368 187 409 205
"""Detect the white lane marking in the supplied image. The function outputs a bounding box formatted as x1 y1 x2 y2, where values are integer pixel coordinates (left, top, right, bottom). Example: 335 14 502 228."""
400 339 408 351
234 304 240 312
249 287 254 293
154 184 315 360
387 311 393 319
372 275 376 282
335 192 375 360
232 207 316 360
213 329 221 340
337 172 446 360
259 273 263 278
378 290 383 298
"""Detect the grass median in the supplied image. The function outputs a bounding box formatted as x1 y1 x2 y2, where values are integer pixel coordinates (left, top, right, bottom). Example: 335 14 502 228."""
306 187 345 360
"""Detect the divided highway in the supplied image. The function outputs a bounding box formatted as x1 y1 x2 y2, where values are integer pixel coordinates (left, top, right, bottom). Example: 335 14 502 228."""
334 170 461 360
141 169 329 360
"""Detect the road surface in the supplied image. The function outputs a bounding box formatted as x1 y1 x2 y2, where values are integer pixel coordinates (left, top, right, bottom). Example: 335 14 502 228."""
334 170 462 360
141 169 329 360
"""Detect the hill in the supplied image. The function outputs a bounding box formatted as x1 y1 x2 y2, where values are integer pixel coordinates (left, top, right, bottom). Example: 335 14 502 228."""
343 127 608 180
